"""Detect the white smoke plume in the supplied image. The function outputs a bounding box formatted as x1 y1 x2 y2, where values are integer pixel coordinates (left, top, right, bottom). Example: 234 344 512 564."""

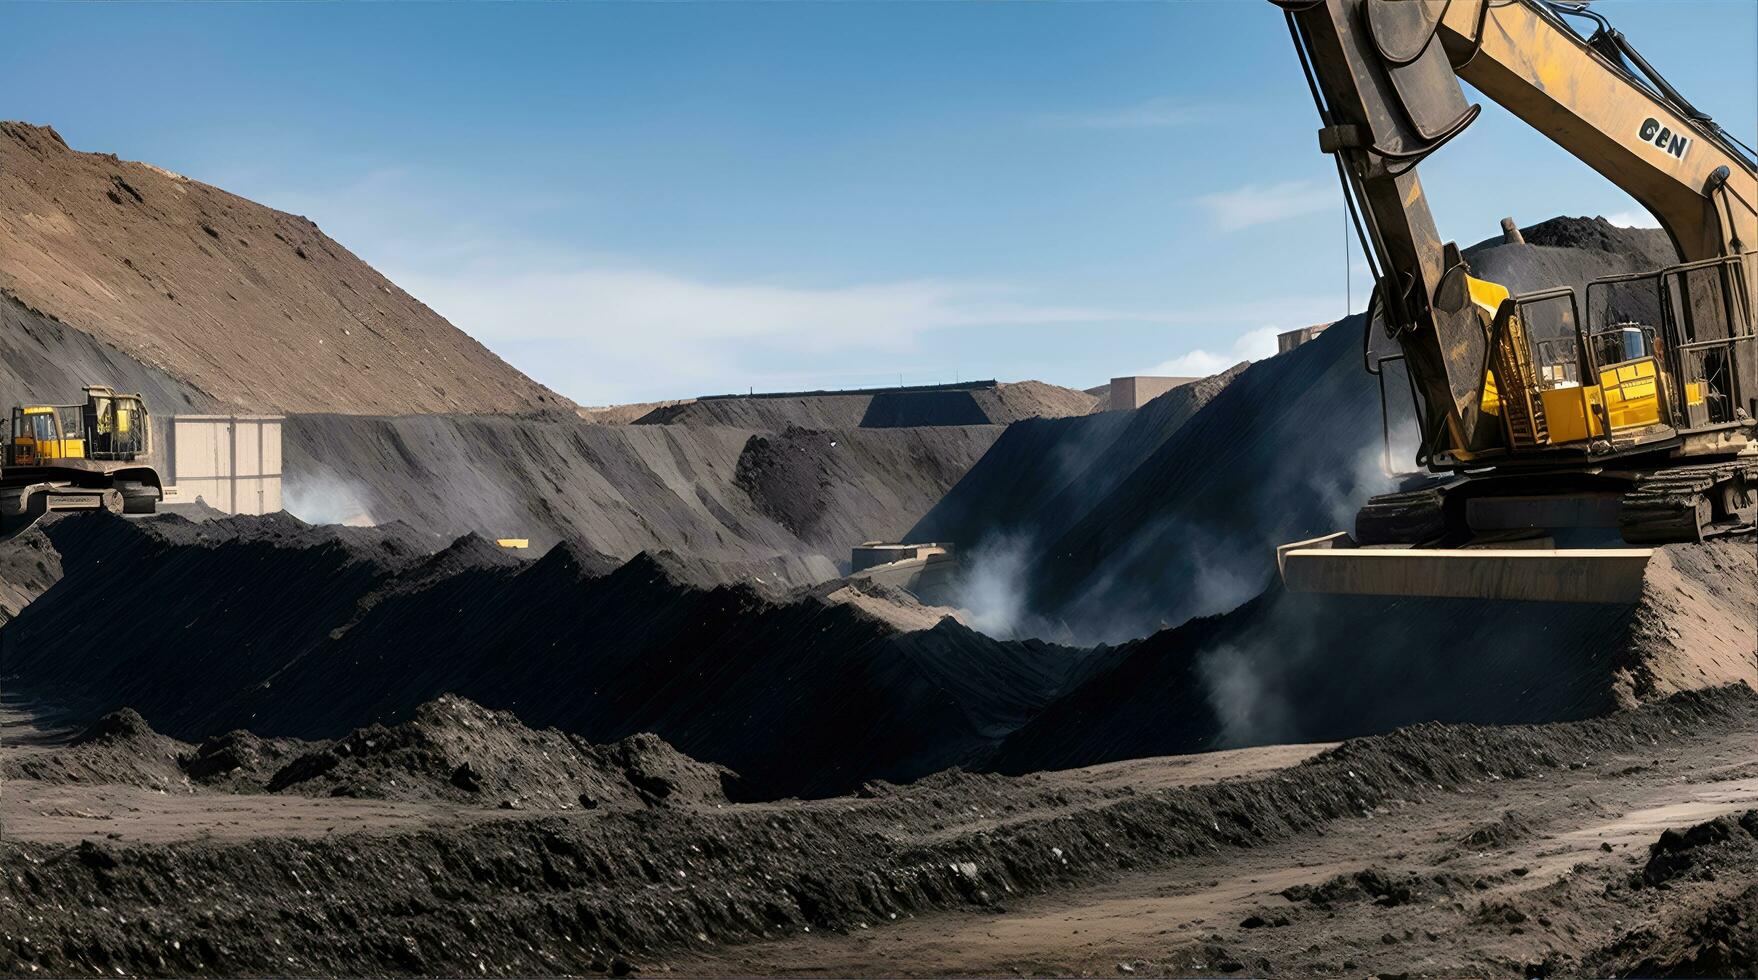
283 472 378 527
950 532 1037 639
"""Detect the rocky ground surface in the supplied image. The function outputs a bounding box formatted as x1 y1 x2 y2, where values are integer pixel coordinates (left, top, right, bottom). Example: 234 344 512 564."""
3 687 1756 977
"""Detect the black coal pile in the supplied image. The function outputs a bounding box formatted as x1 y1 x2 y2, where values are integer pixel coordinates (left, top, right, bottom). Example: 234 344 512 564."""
735 424 1000 555
909 364 1246 555
915 219 1680 643
990 580 1646 773
8 694 733 811
4 512 1088 798
265 695 738 809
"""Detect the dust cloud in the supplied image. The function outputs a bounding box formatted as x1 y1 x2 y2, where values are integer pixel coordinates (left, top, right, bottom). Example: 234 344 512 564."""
283 471 378 527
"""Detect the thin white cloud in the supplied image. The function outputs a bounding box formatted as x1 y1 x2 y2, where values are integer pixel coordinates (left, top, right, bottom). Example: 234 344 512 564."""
1146 323 1306 377
394 264 1133 353
1195 179 1337 232
234 168 1344 403
1041 98 1205 130
1605 210 1661 229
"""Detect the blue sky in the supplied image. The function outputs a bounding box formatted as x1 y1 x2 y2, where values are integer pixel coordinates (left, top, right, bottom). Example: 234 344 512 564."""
6 1 1753 405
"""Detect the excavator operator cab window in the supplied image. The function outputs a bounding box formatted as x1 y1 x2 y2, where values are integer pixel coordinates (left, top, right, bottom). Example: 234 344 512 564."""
1590 325 1653 368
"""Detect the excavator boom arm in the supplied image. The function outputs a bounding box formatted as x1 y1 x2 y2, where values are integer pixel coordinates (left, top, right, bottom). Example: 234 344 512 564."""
1438 0 1755 263
1278 0 1756 465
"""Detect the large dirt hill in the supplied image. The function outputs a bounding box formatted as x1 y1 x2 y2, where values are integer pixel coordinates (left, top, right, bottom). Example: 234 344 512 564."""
0 122 563 414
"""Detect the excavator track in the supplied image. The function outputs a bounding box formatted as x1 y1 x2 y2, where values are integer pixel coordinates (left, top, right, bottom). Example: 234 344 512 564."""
1353 457 1758 548
1618 459 1758 543
0 482 125 537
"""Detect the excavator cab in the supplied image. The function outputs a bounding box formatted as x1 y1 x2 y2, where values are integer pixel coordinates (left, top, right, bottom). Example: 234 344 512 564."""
6 388 151 467
8 406 87 465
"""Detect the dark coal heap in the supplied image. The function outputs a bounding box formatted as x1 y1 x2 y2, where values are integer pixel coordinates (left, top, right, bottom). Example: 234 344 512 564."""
6 512 1088 799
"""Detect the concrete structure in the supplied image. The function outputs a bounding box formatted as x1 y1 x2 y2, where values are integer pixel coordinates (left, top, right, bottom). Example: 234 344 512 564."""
1108 376 1198 411
1276 531 1653 604
161 415 284 515
849 542 961 603
1277 323 1332 354
850 541 953 574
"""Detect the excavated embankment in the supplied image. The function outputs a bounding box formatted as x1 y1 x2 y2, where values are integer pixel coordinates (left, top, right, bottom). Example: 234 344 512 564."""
6 508 1748 800
2 512 1084 799
281 413 1002 567
3 687 1753 977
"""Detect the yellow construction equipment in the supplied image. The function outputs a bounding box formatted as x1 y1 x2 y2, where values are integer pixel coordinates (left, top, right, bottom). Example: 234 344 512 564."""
2 385 163 532
1272 0 1756 601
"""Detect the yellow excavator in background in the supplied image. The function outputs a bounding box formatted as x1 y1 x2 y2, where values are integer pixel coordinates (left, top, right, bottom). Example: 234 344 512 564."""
1271 0 1756 602
2 385 163 532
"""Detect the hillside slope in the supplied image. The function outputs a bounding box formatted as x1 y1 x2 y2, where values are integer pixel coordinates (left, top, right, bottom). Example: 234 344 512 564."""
634 380 1097 428
0 122 563 415
282 413 1001 566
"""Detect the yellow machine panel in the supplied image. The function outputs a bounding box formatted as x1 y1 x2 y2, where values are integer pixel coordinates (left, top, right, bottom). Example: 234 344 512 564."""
34 438 87 461
1540 385 1605 444
1599 358 1662 430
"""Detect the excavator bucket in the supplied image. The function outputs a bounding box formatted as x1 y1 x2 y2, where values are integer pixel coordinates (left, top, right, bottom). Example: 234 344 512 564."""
1276 532 1653 604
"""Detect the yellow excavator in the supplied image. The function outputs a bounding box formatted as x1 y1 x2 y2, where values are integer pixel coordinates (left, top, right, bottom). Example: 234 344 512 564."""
1270 0 1756 602
1 385 163 532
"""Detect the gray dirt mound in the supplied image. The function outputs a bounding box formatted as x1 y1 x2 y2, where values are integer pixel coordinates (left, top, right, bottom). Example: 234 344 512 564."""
266 695 737 809
0 121 564 414
1640 810 1758 887
1585 813 1758 977
1458 810 1538 850
1603 884 1758 978
282 412 994 577
734 424 1001 555
0 708 191 793
181 729 308 786
1281 867 1467 909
